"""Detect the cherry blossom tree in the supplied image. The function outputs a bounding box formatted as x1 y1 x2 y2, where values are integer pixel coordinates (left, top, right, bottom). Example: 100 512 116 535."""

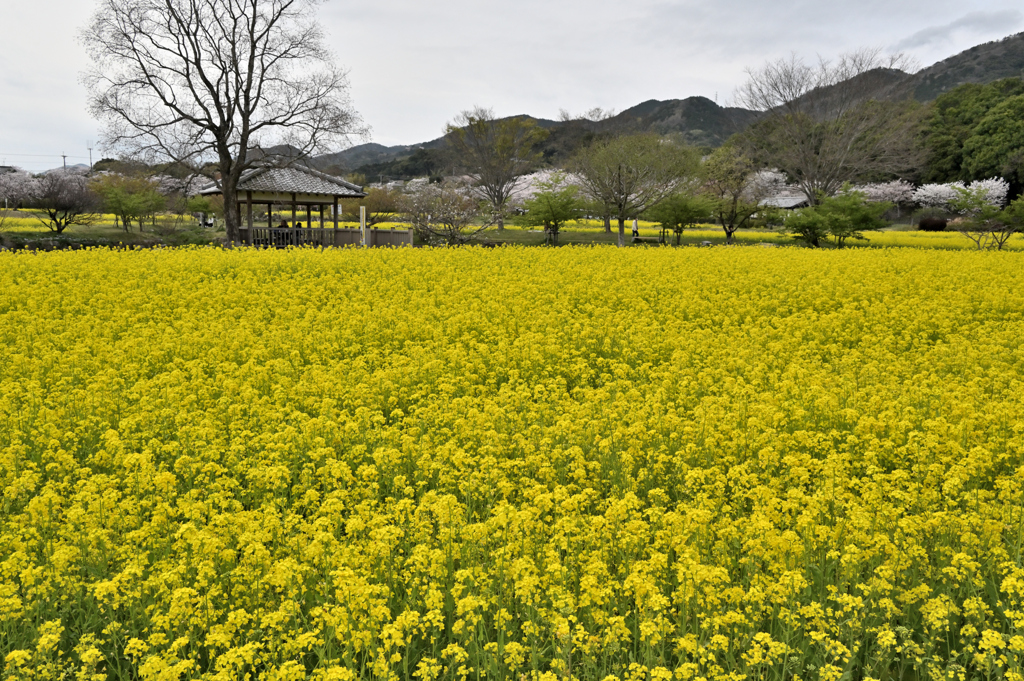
913 183 965 210
0 170 38 229
34 170 101 234
969 177 1010 207
404 181 484 246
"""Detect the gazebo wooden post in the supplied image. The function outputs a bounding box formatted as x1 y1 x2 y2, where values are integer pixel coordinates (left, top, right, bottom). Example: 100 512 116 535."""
319 205 325 246
291 193 297 246
333 196 339 248
246 191 254 245
306 204 312 245
267 202 273 248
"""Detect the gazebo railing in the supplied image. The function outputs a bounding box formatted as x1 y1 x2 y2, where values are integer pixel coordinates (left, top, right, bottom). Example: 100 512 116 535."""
241 226 413 248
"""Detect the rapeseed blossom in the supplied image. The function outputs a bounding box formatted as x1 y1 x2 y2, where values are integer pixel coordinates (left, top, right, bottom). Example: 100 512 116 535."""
1 246 1023 681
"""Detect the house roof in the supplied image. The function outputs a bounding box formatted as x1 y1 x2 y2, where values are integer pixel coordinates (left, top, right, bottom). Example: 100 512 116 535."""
760 195 810 209
199 165 366 198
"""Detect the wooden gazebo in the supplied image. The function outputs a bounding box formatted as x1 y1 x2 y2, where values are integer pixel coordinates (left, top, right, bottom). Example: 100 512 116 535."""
199 165 412 247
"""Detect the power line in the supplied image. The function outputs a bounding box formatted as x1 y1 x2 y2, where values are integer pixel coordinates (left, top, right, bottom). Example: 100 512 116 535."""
0 152 92 159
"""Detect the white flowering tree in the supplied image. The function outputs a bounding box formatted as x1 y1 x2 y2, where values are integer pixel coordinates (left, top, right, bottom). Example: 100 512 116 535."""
912 183 965 210
506 170 574 206
746 170 790 200
0 170 38 218
34 170 102 234
968 177 1010 207
403 181 485 246
856 180 915 216
912 178 1008 212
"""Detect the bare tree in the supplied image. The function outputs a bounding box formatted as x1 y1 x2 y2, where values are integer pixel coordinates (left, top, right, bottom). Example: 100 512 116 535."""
558 107 617 123
404 181 485 246
737 49 923 203
444 107 547 231
82 0 366 243
345 186 404 227
35 171 101 234
569 133 700 247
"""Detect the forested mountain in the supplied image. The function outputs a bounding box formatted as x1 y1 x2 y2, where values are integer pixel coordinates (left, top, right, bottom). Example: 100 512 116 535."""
320 97 759 180
255 32 1024 183
912 32 1024 101
594 97 762 146
922 78 1024 188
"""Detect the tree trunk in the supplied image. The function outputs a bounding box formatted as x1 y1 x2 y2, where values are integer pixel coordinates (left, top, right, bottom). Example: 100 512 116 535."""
604 215 611 233
496 215 504 232
617 217 626 248
223 181 241 244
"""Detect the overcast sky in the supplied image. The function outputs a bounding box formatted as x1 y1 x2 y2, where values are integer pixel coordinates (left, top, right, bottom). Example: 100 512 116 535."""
1 0 1021 173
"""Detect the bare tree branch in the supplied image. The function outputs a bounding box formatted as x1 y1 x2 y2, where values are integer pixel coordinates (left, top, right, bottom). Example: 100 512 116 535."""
444 107 547 231
82 0 368 242
736 49 924 203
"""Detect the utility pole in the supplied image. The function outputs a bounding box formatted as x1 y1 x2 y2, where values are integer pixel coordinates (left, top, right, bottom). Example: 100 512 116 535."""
87 141 94 171
62 154 67 170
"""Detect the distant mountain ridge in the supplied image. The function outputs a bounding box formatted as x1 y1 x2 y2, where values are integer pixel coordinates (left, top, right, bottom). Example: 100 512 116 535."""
316 31 1024 179
911 32 1024 101
316 96 760 179
594 97 761 146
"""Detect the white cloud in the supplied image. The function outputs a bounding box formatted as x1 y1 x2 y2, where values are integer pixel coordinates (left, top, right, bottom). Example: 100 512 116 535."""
0 0 1021 162
895 10 1024 51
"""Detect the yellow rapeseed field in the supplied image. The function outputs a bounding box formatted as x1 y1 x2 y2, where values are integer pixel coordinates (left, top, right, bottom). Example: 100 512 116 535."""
1 246 1023 681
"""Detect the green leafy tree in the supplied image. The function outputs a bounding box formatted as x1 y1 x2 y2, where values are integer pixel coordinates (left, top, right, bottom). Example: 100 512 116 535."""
786 188 890 247
1000 196 1024 250
922 78 1024 184
949 184 1020 250
961 95 1024 186
91 175 166 232
644 194 715 245
784 209 830 248
445 107 547 231
569 133 700 247
515 174 585 246
701 145 767 244
819 190 891 247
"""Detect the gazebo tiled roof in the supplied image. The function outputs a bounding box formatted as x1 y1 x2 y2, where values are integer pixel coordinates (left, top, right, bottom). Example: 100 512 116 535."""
199 164 366 199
